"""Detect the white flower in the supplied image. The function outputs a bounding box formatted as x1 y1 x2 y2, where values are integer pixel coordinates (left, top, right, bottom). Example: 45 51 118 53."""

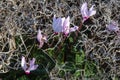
21 56 38 74
81 2 96 22
52 15 78 36
107 21 119 32
37 29 47 48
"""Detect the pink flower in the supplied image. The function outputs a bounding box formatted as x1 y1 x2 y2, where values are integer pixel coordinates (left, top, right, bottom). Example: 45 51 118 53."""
21 56 38 74
52 15 78 36
81 2 96 22
107 21 119 32
37 29 47 48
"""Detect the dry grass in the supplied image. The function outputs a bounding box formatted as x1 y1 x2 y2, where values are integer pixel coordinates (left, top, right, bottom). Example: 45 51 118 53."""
0 0 120 79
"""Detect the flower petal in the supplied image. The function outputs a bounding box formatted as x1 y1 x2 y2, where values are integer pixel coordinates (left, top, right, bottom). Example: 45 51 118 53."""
81 2 89 19
63 16 70 27
89 5 96 17
37 29 42 43
63 16 70 34
52 15 57 32
37 29 43 48
29 58 35 66
52 16 64 33
28 58 38 71
28 65 38 71
70 26 79 32
21 56 27 71
37 29 47 48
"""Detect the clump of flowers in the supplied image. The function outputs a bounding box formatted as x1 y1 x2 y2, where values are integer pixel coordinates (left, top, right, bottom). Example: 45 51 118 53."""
21 56 38 74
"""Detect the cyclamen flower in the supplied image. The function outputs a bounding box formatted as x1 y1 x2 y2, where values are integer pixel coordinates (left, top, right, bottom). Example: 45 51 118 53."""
52 15 78 36
37 29 47 48
21 56 38 74
81 2 96 22
107 21 120 32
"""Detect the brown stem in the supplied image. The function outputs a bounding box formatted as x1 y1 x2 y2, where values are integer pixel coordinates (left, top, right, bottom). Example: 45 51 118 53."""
74 21 83 41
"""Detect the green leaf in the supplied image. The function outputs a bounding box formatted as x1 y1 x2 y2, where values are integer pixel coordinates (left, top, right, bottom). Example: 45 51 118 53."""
75 49 85 65
58 70 65 78
84 61 97 77
62 62 76 72
17 75 29 80
73 70 81 78
69 37 74 43
46 48 55 57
